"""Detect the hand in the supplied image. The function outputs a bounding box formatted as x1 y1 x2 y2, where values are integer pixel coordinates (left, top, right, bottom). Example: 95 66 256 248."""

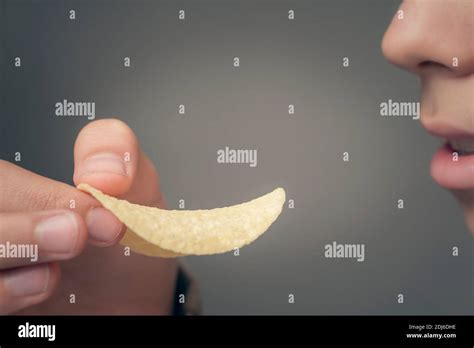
1 119 177 314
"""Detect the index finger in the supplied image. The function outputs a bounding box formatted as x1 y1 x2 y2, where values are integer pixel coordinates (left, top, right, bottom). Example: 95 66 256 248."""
0 160 124 245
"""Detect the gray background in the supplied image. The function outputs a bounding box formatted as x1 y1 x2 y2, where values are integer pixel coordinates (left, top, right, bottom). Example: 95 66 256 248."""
1 0 473 314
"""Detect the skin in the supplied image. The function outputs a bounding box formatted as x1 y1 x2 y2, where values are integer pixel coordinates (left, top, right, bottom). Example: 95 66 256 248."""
2 0 472 315
382 0 474 234
0 119 177 314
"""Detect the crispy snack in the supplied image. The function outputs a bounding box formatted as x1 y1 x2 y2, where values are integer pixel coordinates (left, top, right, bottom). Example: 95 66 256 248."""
78 183 285 257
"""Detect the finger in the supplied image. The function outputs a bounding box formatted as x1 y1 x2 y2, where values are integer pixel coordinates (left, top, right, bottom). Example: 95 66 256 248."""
0 160 123 246
0 210 87 270
0 263 60 314
73 118 164 207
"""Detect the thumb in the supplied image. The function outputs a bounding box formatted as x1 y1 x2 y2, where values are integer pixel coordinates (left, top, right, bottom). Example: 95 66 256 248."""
73 118 164 206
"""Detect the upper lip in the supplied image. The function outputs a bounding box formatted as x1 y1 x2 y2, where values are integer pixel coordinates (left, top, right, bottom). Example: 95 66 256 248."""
420 118 474 140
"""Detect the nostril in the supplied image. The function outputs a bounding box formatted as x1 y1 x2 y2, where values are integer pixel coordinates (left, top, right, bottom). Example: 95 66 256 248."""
419 60 449 70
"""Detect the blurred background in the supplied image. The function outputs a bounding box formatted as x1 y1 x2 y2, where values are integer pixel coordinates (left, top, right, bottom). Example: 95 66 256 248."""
1 0 472 314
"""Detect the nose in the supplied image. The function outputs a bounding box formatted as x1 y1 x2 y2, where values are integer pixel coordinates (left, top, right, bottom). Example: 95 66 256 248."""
381 1 474 77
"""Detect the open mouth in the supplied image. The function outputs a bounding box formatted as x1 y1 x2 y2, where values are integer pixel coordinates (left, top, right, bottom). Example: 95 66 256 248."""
430 139 474 190
448 139 474 156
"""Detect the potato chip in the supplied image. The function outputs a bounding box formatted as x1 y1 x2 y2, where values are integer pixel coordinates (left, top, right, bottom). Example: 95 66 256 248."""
78 183 285 257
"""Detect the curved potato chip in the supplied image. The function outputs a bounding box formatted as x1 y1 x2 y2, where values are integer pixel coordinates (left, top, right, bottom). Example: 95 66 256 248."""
120 229 184 257
78 183 285 257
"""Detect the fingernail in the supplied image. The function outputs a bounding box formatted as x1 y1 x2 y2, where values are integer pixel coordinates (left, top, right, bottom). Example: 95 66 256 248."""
79 153 126 177
35 212 79 254
86 207 122 243
4 266 50 297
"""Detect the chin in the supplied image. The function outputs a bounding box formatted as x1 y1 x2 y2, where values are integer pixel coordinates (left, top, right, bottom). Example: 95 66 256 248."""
452 189 474 235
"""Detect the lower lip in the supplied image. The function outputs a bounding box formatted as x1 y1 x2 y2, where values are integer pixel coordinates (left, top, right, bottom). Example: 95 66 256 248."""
430 143 474 190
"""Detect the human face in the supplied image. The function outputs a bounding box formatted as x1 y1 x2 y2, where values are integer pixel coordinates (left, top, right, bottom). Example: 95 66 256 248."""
382 0 474 234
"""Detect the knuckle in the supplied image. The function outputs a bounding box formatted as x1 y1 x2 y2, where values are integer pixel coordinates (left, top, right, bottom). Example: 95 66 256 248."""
24 186 65 211
39 190 62 210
